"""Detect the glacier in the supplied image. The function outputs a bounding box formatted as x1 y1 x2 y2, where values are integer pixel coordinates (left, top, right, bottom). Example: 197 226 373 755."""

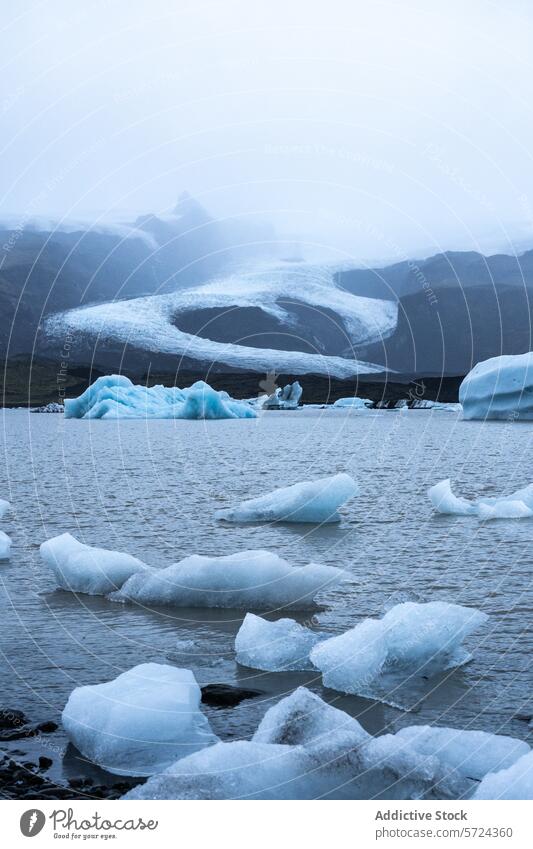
40 532 148 595
44 262 396 379
216 472 358 524
235 613 323 671
62 663 218 776
460 352 533 420
64 375 257 420
309 601 487 700
124 687 528 800
110 549 346 610
429 478 533 520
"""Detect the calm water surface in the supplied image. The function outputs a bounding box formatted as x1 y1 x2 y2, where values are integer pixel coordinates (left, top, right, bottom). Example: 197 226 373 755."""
1 407 532 785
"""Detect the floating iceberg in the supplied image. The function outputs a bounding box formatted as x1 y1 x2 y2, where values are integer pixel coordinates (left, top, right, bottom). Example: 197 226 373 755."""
429 479 533 520
125 688 481 800
332 397 372 409
235 613 323 671
310 601 487 699
216 473 358 524
460 352 533 421
0 499 10 518
473 750 533 799
111 550 345 610
62 663 218 776
40 532 148 595
263 381 303 410
393 725 529 781
64 375 257 420
0 530 12 560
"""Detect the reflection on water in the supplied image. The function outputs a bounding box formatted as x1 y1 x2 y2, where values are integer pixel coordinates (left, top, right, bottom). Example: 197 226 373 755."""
1 407 532 780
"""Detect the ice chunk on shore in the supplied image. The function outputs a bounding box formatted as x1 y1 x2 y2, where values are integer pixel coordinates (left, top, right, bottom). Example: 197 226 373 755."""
62 663 218 776
64 374 256 420
111 550 345 610
429 479 533 520
460 352 533 421
263 381 303 410
217 473 358 524
40 532 148 595
473 750 533 799
0 499 10 518
124 688 470 800
394 725 529 780
235 613 322 671
310 601 487 697
0 530 12 560
333 397 372 409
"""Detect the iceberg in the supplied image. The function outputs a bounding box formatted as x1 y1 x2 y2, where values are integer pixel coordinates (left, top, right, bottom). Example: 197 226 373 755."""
473 750 533 799
64 375 257 420
332 397 372 409
235 613 323 671
0 530 12 560
263 381 303 410
62 663 218 776
40 532 148 595
111 550 345 610
124 688 478 800
393 725 529 781
310 601 487 699
429 479 533 520
0 499 10 518
216 473 358 524
460 352 533 421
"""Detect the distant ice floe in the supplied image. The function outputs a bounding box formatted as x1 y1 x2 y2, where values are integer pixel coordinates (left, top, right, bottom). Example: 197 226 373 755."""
216 473 358 524
62 663 218 776
45 262 396 378
460 352 533 420
40 532 148 595
429 479 533 520
123 687 529 800
235 613 323 671
263 381 303 410
332 396 373 409
309 601 487 702
64 375 257 420
110 550 346 611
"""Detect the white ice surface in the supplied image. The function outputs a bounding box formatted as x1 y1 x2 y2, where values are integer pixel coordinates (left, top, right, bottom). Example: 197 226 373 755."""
64 375 256 420
0 530 12 560
460 352 533 420
110 549 346 610
310 601 487 698
235 613 322 671
332 397 372 409
473 750 533 799
62 663 218 776
45 262 396 378
216 473 358 524
124 688 483 800
40 532 148 595
429 479 533 520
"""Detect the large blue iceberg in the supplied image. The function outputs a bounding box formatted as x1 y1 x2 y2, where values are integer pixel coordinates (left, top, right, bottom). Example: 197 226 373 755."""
64 375 257 420
460 352 533 421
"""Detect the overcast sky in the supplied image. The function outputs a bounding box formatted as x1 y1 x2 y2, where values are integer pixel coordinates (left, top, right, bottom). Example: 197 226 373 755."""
2 0 533 262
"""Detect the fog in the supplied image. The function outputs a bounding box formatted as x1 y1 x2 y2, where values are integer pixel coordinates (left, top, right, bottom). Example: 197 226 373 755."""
2 0 533 262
